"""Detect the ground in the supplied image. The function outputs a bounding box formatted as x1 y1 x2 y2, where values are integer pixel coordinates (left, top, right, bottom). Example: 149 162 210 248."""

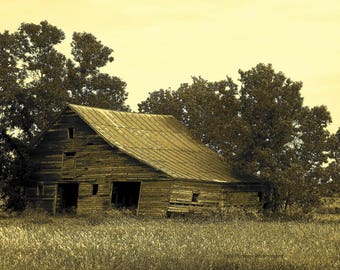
0 209 339 270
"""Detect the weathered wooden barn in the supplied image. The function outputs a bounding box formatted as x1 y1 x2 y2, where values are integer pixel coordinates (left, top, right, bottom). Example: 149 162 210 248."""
27 104 266 217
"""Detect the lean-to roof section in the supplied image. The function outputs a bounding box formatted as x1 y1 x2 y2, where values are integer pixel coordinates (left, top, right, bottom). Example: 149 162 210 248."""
68 104 239 183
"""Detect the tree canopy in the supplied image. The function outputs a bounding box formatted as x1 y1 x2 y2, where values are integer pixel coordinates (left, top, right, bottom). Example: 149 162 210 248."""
139 63 337 212
139 76 239 152
324 128 340 195
1 21 129 140
0 21 129 208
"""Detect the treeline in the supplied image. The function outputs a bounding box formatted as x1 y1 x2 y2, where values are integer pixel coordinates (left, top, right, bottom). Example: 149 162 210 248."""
0 21 339 213
139 68 340 212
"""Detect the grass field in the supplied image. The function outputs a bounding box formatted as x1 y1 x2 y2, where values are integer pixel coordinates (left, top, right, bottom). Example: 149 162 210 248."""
0 210 339 270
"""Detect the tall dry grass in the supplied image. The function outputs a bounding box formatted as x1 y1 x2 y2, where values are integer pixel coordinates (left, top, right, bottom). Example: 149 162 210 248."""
0 211 339 270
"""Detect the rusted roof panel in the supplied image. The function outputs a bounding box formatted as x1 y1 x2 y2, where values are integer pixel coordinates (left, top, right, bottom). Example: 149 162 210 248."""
69 104 239 183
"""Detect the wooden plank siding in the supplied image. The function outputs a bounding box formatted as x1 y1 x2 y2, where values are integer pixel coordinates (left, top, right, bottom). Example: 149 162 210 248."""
28 109 172 216
168 181 264 215
138 181 173 217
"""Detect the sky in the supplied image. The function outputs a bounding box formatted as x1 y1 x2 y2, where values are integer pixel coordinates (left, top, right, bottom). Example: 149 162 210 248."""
1 0 339 133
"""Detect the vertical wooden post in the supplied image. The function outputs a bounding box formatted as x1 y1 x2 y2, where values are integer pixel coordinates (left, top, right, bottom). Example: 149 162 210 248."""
136 181 143 216
53 184 57 215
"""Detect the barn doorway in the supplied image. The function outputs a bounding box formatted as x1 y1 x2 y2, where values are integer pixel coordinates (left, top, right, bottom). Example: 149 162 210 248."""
57 183 79 213
111 182 141 209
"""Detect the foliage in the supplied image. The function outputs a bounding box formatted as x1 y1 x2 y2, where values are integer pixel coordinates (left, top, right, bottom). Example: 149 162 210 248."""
1 21 129 139
139 63 337 213
324 128 340 196
139 76 239 152
0 21 129 209
0 215 339 269
0 129 29 210
66 32 128 110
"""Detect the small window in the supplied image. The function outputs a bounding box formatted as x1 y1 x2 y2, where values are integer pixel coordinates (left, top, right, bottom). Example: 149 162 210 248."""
258 192 263 202
64 151 76 157
92 184 98 195
192 193 199 202
37 184 44 196
68 128 75 139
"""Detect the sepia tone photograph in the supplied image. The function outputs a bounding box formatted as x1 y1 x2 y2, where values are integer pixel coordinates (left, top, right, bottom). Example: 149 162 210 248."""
0 1 339 269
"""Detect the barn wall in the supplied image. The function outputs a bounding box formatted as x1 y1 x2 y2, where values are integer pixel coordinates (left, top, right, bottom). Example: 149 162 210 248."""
221 183 266 207
26 183 56 213
138 180 172 217
28 109 172 215
168 180 221 215
168 180 264 215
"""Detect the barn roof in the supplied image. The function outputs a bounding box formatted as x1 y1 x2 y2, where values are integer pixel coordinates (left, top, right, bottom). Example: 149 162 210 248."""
68 104 239 183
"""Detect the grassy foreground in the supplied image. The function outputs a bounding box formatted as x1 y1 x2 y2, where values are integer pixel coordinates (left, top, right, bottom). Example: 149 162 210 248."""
0 212 339 270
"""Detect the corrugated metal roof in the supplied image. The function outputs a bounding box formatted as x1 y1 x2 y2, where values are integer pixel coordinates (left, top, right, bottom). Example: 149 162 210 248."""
69 104 239 183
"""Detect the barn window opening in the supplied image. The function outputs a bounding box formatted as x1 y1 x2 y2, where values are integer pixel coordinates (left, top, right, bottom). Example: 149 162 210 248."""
192 193 199 202
258 192 263 202
37 184 44 196
92 184 98 195
68 128 74 139
111 182 141 210
64 151 76 157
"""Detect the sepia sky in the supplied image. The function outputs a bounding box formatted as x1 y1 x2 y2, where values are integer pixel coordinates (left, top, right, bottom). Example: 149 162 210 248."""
1 0 339 133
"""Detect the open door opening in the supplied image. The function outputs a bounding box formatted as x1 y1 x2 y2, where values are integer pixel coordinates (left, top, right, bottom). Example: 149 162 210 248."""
57 183 79 213
111 182 141 209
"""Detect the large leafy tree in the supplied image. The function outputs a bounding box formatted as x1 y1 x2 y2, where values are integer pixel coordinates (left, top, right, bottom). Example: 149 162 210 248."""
294 106 332 183
139 76 239 152
66 32 128 110
0 21 129 209
233 64 332 211
139 64 335 213
1 21 129 141
324 128 340 195
234 64 303 177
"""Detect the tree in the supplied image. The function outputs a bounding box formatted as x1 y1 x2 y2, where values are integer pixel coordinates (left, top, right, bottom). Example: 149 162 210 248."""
0 21 129 209
233 64 303 176
233 64 331 212
294 106 332 183
66 32 129 110
1 21 129 141
138 88 182 118
324 128 340 196
139 76 239 152
0 129 29 210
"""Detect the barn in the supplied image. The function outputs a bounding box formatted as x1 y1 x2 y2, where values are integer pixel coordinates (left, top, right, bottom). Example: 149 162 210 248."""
27 104 266 217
